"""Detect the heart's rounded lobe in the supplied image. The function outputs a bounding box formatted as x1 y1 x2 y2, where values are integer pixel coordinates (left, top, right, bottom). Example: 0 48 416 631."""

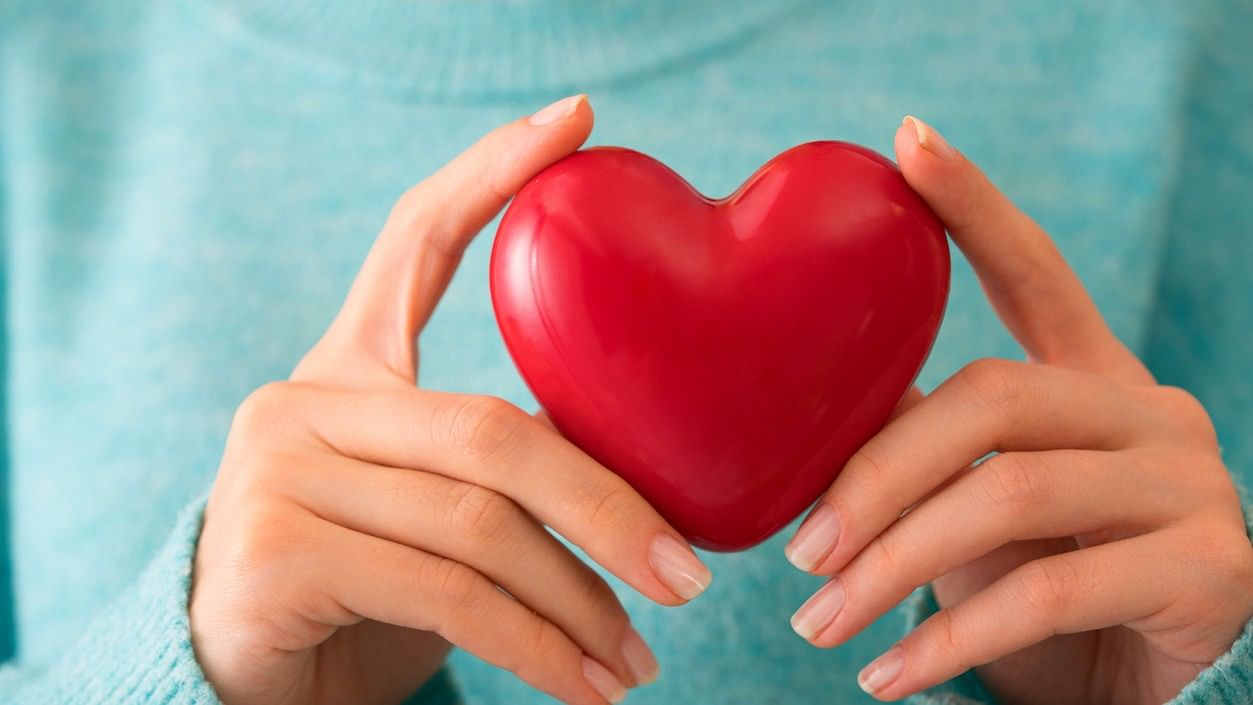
491 142 949 551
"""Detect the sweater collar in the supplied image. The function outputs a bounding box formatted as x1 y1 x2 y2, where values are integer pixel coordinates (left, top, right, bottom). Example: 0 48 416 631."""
187 0 814 101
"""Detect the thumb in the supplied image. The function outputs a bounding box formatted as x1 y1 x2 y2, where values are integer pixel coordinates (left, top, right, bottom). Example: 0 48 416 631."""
893 116 1149 382
294 95 594 389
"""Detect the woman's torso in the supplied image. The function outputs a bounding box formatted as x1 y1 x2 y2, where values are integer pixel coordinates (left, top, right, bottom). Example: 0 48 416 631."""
2 2 1243 703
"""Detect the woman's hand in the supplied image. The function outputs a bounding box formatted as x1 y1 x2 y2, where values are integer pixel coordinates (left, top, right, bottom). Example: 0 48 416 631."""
190 96 711 705
785 116 1253 704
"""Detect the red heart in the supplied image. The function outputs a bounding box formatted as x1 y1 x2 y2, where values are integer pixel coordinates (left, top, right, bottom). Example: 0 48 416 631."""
491 142 949 551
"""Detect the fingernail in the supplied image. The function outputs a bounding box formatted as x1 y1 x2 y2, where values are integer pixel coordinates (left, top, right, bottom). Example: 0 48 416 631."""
903 115 957 161
785 503 840 572
790 577 845 641
648 534 712 601
582 656 627 703
858 646 905 695
528 94 585 126
621 625 659 685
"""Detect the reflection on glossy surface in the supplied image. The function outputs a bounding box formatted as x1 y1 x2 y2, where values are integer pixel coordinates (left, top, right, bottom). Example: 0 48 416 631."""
491 142 949 551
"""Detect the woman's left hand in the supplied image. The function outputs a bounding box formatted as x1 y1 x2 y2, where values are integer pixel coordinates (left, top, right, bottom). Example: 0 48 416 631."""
784 116 1253 705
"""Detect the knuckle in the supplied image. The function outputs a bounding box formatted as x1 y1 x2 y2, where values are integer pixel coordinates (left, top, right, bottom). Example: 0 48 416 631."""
527 620 569 664
576 480 636 533
956 358 1026 412
1154 386 1218 447
389 184 461 259
847 446 893 493
223 499 305 586
866 531 902 576
424 557 483 614
1015 558 1084 617
1169 449 1236 500
446 483 518 544
446 395 528 461
927 609 963 666
511 619 572 685
1201 529 1253 589
221 450 293 503
979 453 1049 510
231 382 296 442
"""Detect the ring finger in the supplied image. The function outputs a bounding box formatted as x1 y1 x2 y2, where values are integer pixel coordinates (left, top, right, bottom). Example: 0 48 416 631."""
790 360 1169 576
794 448 1183 646
278 452 655 688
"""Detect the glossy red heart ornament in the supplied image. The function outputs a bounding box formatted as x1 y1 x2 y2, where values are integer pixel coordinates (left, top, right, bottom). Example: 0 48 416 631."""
491 142 949 551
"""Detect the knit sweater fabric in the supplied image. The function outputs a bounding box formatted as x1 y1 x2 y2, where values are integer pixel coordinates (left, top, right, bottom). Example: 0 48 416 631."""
0 1 1250 703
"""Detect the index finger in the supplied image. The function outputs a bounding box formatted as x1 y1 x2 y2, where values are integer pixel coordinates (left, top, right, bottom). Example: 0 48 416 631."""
293 95 594 389
894 116 1151 384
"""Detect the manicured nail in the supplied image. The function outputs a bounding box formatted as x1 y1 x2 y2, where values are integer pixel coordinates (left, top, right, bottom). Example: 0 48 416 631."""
648 534 712 601
903 115 957 161
582 656 627 703
858 646 904 695
790 577 845 641
621 625 659 685
785 503 840 572
528 94 585 126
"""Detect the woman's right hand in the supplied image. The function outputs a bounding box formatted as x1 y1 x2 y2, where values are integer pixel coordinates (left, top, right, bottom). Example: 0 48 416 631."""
189 95 711 705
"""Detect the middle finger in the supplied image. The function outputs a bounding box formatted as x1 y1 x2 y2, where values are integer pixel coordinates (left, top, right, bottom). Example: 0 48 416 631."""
792 448 1181 646
787 358 1167 576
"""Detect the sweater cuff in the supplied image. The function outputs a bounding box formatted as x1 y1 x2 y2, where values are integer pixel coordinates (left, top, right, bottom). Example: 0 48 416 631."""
0 494 465 705
0 494 222 703
905 499 1253 705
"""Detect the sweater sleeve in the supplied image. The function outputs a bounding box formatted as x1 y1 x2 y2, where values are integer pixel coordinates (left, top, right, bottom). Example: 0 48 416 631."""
0 496 463 704
0 496 223 703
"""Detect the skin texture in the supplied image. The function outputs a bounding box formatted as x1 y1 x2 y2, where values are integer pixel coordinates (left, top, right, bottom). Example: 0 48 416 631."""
787 117 1253 705
190 96 708 705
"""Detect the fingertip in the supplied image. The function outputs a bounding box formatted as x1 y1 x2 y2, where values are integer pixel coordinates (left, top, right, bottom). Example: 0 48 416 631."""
581 656 627 704
892 117 921 164
647 533 712 604
527 94 584 126
486 94 593 195
894 115 958 195
564 95 595 149
784 502 841 575
574 93 595 134
891 116 994 237
524 93 593 147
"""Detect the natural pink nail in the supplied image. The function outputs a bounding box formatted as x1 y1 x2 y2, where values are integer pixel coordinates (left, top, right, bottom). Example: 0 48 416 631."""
785 503 840 572
858 646 905 695
648 534 711 600
528 94 585 126
790 578 845 641
903 115 957 161
582 656 627 703
621 625 659 685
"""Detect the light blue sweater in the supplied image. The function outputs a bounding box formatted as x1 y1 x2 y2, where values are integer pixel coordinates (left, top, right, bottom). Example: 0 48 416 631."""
0 1 1250 703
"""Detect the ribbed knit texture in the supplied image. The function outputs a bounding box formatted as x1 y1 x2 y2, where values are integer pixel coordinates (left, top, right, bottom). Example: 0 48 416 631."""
1 1 1251 703
0 498 219 704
